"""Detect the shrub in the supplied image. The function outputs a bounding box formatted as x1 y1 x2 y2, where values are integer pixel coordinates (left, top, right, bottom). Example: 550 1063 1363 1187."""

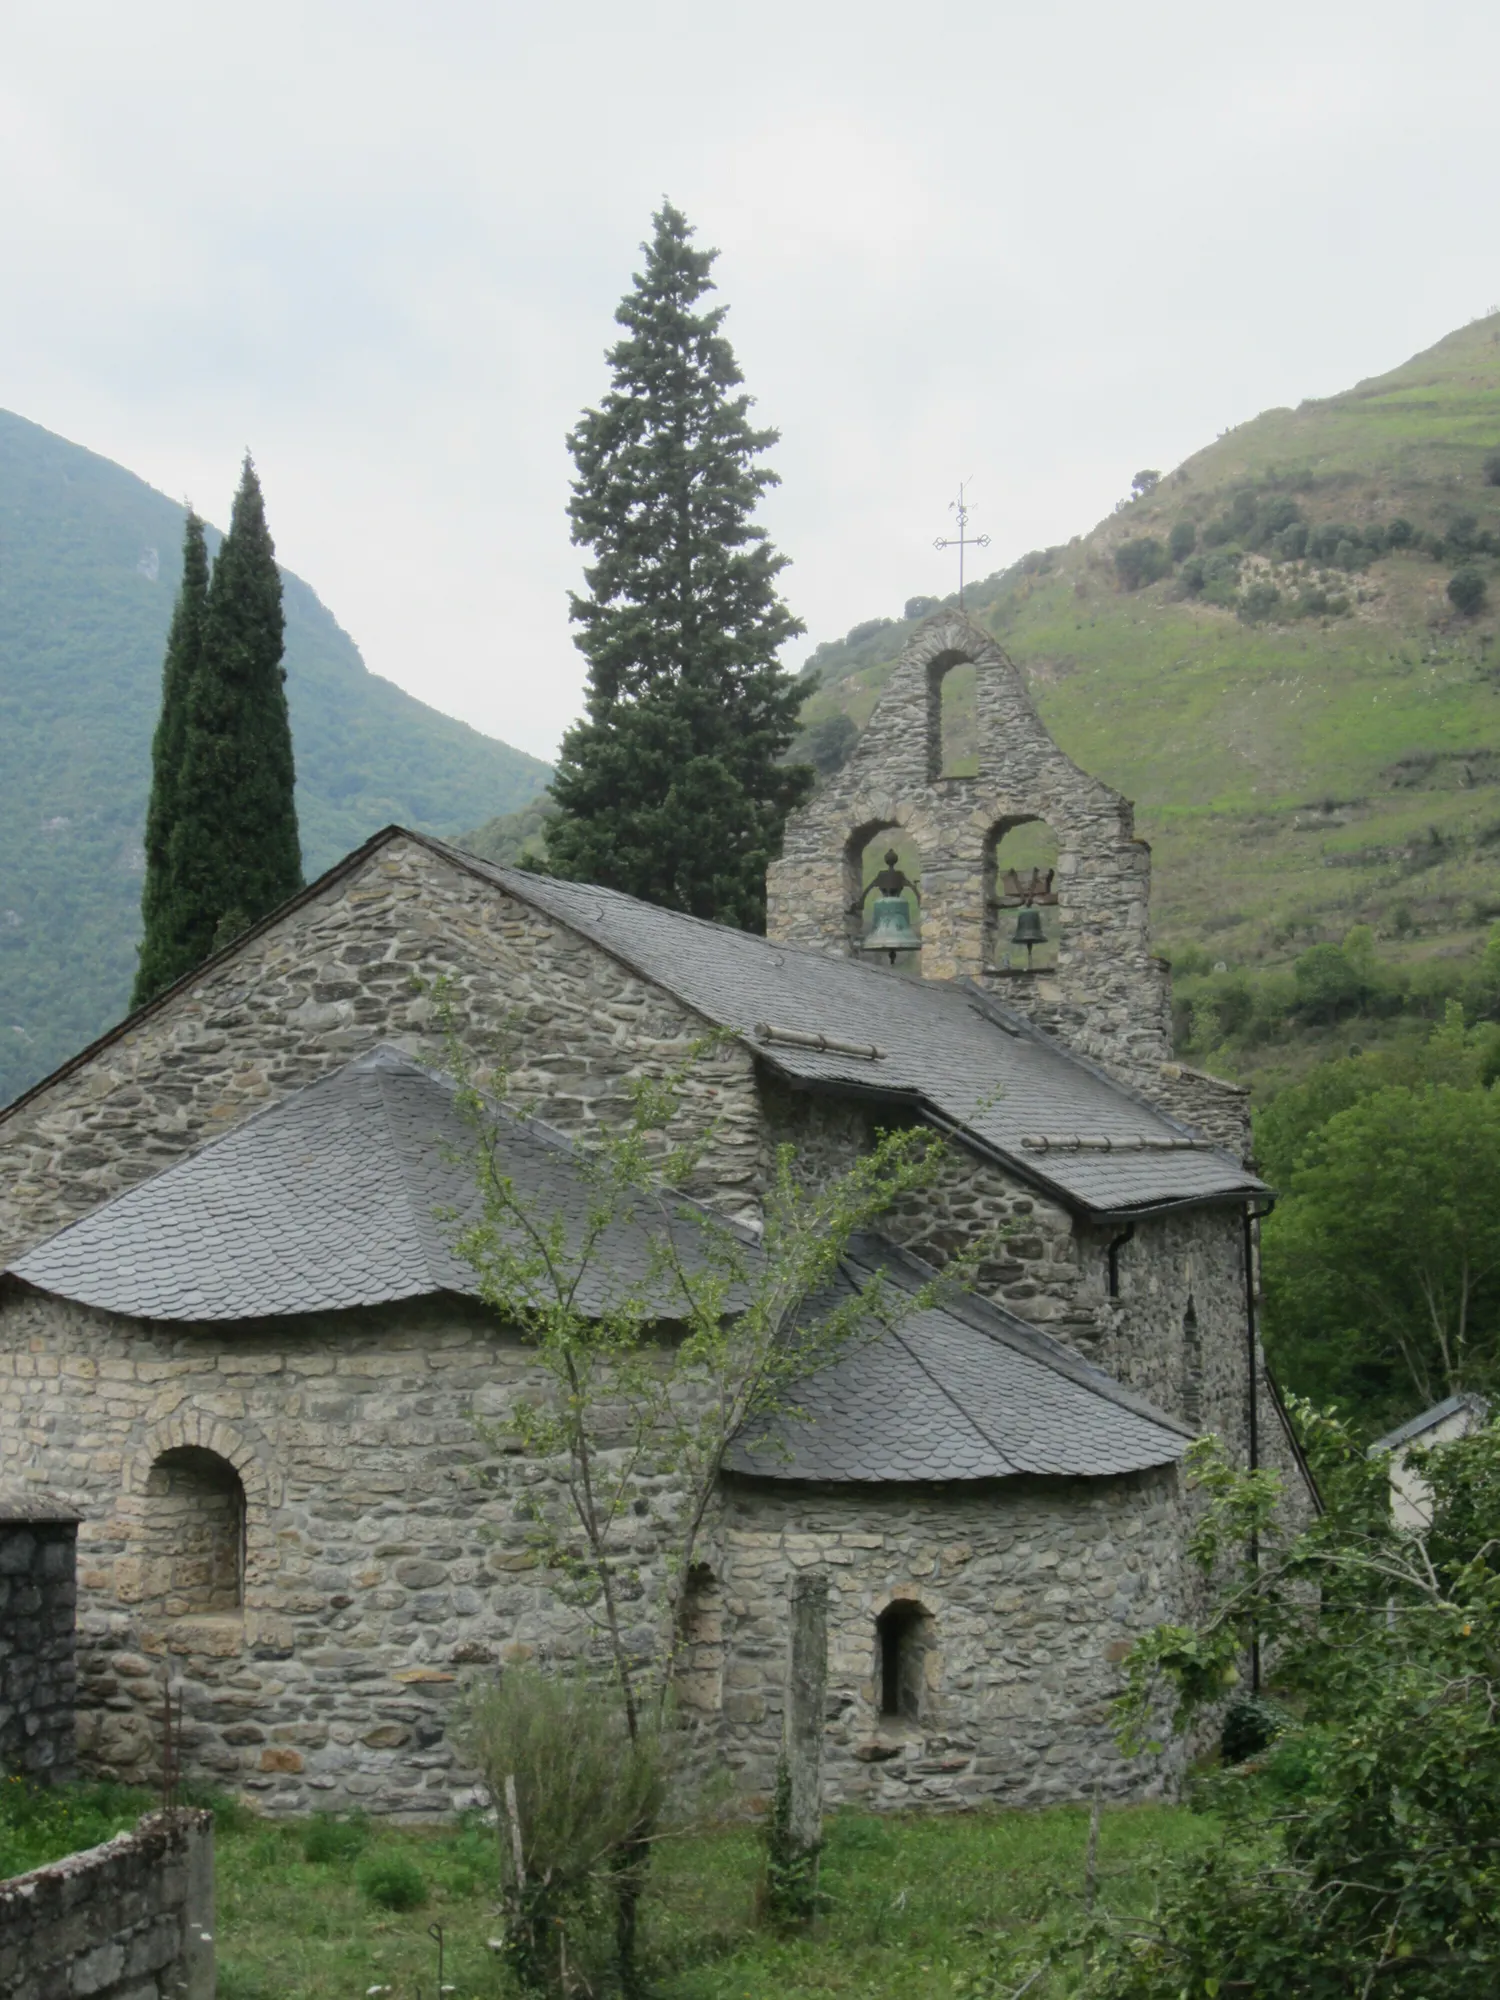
1447 512 1481 557
1200 515 1235 549
1114 537 1170 590
356 1850 427 1911
1253 494 1302 542
1449 565 1488 616
1237 580 1281 624
1485 450 1500 487
301 1813 368 1865
1199 550 1243 607
903 594 940 620
799 713 858 775
1227 488 1259 538
1386 515 1415 547
463 1670 669 1993
1271 520 1307 560
1179 556 1206 596
1131 468 1161 498
1167 519 1197 562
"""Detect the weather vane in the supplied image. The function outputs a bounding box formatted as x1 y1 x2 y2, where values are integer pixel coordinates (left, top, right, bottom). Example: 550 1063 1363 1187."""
933 479 990 609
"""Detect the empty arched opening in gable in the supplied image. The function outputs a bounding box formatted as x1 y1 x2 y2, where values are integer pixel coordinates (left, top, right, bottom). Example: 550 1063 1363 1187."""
844 821 923 969
876 1599 934 1721
984 818 1061 971
926 651 979 781
141 1447 246 1618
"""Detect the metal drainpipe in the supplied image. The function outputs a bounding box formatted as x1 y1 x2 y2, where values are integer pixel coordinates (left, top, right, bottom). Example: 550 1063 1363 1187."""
1106 1222 1135 1298
1242 1198 1275 1696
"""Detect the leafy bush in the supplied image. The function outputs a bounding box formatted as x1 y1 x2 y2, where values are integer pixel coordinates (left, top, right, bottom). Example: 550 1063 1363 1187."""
1238 580 1281 624
1114 537 1170 590
1131 469 1161 498
355 1850 428 1911
463 1670 670 1993
301 1813 368 1865
903 594 941 619
1387 515 1415 546
798 712 858 775
1167 519 1196 562
1449 565 1488 616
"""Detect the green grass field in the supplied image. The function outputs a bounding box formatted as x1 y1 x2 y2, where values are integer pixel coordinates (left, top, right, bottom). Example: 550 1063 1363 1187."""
3 1783 1211 1999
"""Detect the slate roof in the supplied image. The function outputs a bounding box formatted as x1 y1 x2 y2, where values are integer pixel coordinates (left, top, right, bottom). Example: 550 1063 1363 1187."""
727 1234 1188 1483
6 1046 740 1323
1369 1392 1491 1456
427 838 1263 1219
6 1050 1186 1484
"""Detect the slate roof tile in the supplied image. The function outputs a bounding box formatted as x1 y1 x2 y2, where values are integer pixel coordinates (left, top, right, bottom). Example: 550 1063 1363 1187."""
6 1051 1186 1484
431 840 1262 1217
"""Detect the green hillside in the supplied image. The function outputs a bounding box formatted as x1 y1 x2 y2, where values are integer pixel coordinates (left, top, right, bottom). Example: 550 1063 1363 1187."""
0 410 551 1105
788 315 1500 1086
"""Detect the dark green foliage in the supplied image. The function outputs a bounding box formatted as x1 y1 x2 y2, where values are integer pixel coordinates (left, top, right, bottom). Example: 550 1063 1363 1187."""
156 456 303 975
1387 514 1415 545
1113 537 1170 591
1219 1695 1288 1767
132 510 209 1006
0 410 550 1108
1237 579 1281 624
355 1850 427 1911
1449 564 1489 616
903 593 942 619
1130 469 1160 498
1086 1421 1500 1998
300 1813 368 1864
798 711 859 775
763 1754 823 1928
1167 519 1196 562
1485 450 1500 487
548 202 811 932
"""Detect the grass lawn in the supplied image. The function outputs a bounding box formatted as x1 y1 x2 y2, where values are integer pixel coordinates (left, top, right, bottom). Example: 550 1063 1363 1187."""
2 1780 1214 1998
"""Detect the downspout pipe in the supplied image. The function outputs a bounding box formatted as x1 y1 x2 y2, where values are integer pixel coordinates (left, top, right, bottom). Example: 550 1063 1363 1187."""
1106 1221 1135 1299
1242 1195 1276 1696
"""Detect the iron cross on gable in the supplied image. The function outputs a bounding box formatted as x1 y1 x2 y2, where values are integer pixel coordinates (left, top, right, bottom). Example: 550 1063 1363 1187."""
933 480 990 609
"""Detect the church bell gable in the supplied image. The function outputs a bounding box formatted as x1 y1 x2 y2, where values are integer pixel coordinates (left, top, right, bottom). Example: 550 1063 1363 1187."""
766 612 1172 1080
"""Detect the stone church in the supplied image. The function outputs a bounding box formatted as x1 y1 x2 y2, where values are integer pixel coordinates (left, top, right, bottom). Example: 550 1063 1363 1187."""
0 613 1313 1817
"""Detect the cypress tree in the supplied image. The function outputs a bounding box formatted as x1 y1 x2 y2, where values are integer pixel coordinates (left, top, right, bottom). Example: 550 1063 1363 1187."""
132 510 210 1006
162 455 302 978
548 201 811 931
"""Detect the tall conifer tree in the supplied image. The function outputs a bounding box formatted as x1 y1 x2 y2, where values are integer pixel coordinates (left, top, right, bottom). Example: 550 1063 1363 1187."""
548 202 811 930
133 510 210 1006
144 456 303 991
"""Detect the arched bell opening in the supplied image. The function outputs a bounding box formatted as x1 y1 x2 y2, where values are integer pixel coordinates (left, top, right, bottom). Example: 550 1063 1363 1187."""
984 818 1061 973
844 822 923 970
925 651 980 782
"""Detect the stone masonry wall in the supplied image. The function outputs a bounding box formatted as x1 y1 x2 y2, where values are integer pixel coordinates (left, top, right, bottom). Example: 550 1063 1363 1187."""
0 1516 77 1784
0 1285 1209 1818
766 613 1173 1089
0 1288 703 1816
0 1808 213 2000
715 1469 1190 1809
0 834 762 1267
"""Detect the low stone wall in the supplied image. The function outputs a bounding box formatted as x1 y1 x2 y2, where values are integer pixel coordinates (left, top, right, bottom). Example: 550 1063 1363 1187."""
0 1808 213 2000
0 1511 78 1783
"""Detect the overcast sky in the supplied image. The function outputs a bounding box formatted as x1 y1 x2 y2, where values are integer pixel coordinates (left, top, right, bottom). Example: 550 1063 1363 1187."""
4 2 1498 762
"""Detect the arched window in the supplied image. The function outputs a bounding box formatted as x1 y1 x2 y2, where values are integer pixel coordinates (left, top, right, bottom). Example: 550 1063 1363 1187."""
844 823 922 967
984 818 1061 970
927 654 978 780
876 1600 933 1721
142 1447 245 1617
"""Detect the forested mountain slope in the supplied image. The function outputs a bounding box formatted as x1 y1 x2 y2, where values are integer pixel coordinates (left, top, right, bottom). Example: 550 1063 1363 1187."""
0 411 550 1103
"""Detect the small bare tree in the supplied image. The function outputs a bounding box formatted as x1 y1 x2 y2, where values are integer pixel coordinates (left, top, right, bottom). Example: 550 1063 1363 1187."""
444 1019 964 1990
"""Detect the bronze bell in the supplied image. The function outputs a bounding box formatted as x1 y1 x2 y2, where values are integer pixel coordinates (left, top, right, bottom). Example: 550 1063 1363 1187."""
1010 905 1046 967
864 894 921 964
